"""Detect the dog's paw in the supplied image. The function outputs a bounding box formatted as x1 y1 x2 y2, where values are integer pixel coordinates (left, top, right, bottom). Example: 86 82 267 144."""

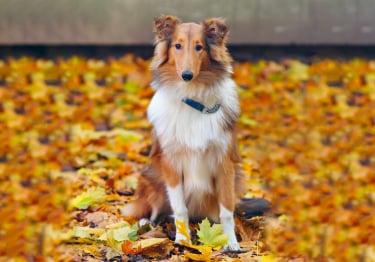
223 239 241 252
138 218 151 227
175 232 191 245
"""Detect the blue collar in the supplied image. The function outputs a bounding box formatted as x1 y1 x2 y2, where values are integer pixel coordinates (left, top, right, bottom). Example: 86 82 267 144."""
182 98 221 114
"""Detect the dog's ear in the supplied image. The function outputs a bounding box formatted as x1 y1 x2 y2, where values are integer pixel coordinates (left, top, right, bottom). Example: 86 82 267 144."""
150 15 180 70
150 40 169 70
153 15 180 42
203 18 231 65
203 18 229 46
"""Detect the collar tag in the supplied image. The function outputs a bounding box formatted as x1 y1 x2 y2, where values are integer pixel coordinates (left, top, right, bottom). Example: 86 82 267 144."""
182 98 221 114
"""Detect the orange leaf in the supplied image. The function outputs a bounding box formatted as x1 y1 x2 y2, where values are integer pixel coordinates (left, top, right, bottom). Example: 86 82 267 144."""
122 240 142 255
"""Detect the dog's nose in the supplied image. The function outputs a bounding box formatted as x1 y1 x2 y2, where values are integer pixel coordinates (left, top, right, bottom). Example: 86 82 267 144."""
181 71 194 81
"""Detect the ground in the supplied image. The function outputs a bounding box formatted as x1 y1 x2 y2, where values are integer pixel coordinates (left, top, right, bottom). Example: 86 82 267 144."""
0 54 374 261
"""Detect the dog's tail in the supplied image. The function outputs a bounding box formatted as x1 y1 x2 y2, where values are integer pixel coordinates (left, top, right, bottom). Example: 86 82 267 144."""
121 198 151 219
235 198 271 218
121 166 169 221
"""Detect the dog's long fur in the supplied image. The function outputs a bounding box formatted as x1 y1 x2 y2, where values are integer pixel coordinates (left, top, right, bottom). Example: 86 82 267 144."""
121 15 245 250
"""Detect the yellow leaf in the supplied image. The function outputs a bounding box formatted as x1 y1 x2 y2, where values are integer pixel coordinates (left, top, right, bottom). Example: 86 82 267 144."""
69 187 107 209
138 238 173 258
138 238 168 248
259 253 278 262
184 245 212 261
175 219 191 244
196 218 228 249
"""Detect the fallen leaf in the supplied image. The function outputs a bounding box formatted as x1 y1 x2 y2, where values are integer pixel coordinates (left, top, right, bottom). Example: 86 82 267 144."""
138 238 174 258
184 246 212 261
69 187 107 209
176 219 191 244
196 218 229 249
122 240 142 255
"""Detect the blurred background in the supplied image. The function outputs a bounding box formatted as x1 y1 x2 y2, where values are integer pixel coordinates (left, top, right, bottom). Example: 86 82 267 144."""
0 0 375 59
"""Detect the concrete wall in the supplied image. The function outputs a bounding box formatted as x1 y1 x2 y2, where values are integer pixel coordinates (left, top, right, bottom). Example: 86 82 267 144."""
0 0 374 45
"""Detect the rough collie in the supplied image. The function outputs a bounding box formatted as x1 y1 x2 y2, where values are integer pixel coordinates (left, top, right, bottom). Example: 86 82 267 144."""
122 15 247 251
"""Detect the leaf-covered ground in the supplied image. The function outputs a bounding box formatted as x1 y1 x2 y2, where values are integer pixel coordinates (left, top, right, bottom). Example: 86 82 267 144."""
0 55 374 261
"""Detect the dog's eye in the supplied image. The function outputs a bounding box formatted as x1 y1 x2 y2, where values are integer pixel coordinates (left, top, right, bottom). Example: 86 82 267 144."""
195 45 203 51
175 43 182 50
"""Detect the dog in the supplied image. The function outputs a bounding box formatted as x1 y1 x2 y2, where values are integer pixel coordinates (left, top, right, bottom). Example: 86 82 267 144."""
122 15 246 251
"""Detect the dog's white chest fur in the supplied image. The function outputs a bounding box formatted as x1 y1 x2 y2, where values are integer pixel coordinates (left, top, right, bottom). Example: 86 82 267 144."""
148 78 239 197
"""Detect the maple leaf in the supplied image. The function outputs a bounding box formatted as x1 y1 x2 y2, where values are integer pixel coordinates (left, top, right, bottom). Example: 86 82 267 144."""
69 187 107 209
196 218 229 249
105 222 139 242
104 222 139 253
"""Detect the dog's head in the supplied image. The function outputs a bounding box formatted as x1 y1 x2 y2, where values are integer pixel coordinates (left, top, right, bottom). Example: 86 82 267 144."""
150 15 232 83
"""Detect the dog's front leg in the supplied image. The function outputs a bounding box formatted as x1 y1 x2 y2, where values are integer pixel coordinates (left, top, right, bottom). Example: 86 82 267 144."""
167 184 190 243
160 157 190 244
217 158 241 251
